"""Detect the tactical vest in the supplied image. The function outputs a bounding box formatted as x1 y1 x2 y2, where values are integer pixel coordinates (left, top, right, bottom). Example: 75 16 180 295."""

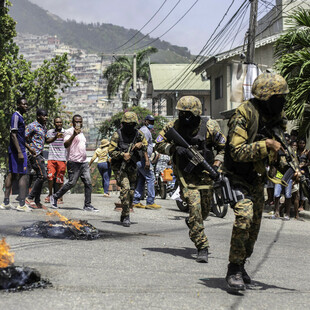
175 117 214 172
224 100 261 183
113 129 141 164
224 99 285 183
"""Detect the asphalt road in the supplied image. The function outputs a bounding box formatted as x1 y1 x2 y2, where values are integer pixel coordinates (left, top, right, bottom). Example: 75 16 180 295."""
0 193 310 310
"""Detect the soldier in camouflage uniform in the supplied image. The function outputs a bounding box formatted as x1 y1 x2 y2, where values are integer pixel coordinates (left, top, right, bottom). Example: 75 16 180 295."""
109 112 149 227
224 72 291 291
155 96 226 263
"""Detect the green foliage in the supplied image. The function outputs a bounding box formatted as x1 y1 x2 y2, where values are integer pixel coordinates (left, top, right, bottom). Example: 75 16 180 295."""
98 106 168 141
103 47 158 106
0 1 76 165
274 8 310 137
70 165 105 194
25 54 77 127
10 0 192 63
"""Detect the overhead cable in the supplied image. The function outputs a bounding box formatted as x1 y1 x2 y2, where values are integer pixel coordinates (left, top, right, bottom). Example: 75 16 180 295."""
119 0 182 52
164 0 249 93
158 0 241 92
134 0 200 51
111 0 168 53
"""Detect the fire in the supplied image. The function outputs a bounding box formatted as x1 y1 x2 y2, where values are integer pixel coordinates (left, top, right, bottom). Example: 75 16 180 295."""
46 211 83 230
0 238 15 268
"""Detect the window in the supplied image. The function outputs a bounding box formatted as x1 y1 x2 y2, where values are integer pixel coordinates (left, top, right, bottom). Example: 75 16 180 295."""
215 76 223 100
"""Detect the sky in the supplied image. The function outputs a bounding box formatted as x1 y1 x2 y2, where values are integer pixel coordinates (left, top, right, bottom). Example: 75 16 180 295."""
27 0 277 55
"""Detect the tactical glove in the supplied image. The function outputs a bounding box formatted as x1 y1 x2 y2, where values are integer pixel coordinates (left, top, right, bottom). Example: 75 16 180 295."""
176 146 191 158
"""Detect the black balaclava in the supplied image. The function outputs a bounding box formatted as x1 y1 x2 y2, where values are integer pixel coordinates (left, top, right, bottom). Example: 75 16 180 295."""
258 95 286 116
179 111 200 130
122 122 136 136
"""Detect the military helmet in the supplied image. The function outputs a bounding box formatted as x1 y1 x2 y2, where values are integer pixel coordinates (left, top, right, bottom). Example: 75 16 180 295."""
176 96 202 116
251 72 289 101
121 112 138 124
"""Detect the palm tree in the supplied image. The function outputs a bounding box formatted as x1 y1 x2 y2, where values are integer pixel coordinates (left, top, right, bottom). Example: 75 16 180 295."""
103 47 158 108
274 8 310 136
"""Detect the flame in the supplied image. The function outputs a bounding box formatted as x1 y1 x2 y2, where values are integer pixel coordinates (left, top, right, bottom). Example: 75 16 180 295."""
0 238 15 268
46 211 83 230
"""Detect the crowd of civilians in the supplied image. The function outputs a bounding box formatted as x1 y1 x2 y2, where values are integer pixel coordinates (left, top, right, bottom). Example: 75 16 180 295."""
1 97 98 212
0 98 162 213
265 129 310 220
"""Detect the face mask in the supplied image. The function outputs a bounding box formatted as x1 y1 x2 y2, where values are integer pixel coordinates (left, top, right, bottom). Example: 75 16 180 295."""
179 112 200 129
147 124 154 129
267 96 286 115
122 123 136 134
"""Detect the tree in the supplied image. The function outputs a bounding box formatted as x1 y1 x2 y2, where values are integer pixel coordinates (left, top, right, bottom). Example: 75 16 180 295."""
274 8 310 136
98 106 168 141
103 47 158 108
0 1 76 164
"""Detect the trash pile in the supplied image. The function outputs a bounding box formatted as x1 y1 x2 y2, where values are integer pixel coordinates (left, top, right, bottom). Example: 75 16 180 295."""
20 211 100 240
0 238 51 291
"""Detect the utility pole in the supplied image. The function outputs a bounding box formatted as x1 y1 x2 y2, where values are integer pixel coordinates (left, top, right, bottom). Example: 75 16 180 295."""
133 53 137 93
246 0 258 64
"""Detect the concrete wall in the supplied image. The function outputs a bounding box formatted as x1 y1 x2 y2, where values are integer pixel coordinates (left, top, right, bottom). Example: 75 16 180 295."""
208 63 230 119
207 43 276 119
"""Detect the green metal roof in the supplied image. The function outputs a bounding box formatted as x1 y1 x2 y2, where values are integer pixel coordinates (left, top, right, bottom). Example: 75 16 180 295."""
149 64 209 91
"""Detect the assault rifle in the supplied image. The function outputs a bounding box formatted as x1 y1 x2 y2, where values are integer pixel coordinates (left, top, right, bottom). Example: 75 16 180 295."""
165 127 241 206
259 125 310 200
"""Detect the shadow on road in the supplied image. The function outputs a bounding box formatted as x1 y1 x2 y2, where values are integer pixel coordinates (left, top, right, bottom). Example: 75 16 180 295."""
168 215 187 221
142 246 196 260
199 277 296 293
101 220 138 226
58 207 82 211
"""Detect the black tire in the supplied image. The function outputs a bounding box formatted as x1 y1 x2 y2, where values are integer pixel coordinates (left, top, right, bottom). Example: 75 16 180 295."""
176 199 189 212
159 179 167 199
140 183 147 200
211 193 228 218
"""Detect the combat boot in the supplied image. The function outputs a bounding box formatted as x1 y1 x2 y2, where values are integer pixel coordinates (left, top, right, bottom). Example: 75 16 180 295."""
241 262 251 284
226 263 246 291
120 215 131 227
196 248 208 263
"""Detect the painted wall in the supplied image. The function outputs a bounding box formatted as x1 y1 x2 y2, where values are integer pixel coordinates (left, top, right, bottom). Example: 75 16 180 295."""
208 43 276 119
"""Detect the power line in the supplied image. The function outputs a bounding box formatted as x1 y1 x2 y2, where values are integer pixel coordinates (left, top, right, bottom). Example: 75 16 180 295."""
111 0 168 53
174 1 250 92
164 0 249 93
158 0 242 93
229 3 248 50
255 0 297 38
119 0 183 52
175 0 305 95
133 0 200 51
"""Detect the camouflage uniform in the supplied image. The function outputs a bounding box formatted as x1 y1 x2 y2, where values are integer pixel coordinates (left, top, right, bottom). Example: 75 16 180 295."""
155 96 226 250
224 73 289 265
109 112 148 217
